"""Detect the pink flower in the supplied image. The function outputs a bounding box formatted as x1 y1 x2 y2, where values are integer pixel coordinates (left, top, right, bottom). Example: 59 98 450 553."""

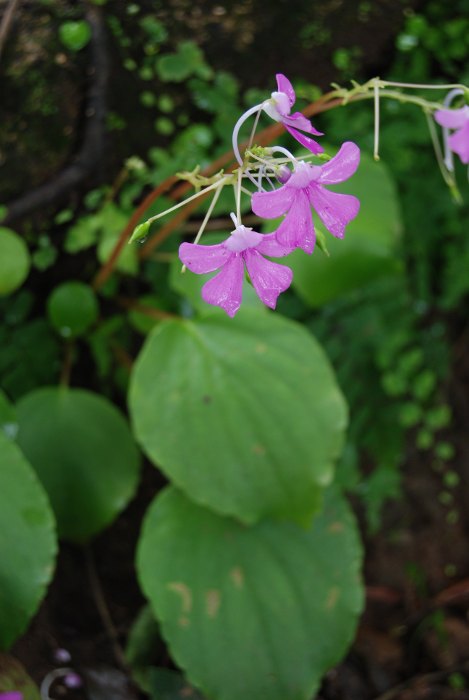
434 105 469 165
251 141 361 254
0 693 23 700
263 74 324 155
179 225 293 317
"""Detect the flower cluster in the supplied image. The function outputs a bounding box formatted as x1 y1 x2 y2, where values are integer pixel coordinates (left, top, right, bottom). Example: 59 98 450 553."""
179 74 361 317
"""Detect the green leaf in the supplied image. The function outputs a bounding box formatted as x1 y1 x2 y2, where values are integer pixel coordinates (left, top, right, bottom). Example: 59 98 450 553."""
59 20 92 51
0 433 57 650
0 227 30 296
149 668 205 700
129 312 347 524
0 390 17 440
156 42 212 83
137 486 364 700
288 153 402 307
0 653 41 698
16 388 141 543
47 281 99 338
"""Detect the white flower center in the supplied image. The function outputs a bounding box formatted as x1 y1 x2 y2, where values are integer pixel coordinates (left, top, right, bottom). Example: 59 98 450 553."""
288 161 321 189
225 225 263 253
263 91 291 121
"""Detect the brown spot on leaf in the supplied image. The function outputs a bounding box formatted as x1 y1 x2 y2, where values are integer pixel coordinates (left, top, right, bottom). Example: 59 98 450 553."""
252 443 266 455
168 582 192 613
329 521 344 533
230 566 244 588
326 586 340 609
205 589 221 617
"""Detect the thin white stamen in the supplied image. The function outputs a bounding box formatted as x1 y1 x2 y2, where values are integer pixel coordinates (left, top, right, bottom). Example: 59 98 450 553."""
269 146 297 164
40 668 77 699
232 104 263 166
374 79 380 161
181 183 224 273
147 179 229 224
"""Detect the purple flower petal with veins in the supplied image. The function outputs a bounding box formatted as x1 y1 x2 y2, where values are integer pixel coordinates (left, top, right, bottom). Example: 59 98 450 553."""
434 106 469 165
263 73 324 154
179 226 292 317
252 141 360 253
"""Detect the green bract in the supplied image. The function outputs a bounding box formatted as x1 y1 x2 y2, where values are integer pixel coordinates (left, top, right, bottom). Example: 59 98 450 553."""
0 227 30 296
129 311 347 525
0 433 57 650
16 388 141 543
137 486 364 700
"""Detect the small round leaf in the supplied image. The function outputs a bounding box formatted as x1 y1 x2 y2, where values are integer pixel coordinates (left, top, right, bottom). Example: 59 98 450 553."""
16 388 141 543
137 486 364 700
0 228 30 296
59 20 92 51
0 433 57 650
47 282 99 337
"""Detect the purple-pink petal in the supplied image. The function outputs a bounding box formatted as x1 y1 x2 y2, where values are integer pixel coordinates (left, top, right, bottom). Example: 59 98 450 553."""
275 73 295 107
434 106 469 130
201 254 244 317
448 120 469 164
0 693 23 700
275 191 316 254
179 241 231 274
282 112 323 136
308 186 360 239
244 250 293 309
284 125 324 154
251 184 295 218
317 141 361 185
255 231 294 257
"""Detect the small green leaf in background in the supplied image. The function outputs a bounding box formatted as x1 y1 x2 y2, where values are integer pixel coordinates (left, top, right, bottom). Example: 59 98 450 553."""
47 281 99 338
59 20 92 51
156 42 213 82
0 653 41 698
129 311 347 525
137 486 364 700
16 388 141 543
288 152 403 307
0 433 57 650
0 228 30 296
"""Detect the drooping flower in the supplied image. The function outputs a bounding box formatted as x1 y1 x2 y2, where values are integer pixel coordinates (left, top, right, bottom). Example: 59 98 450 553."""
251 141 361 254
434 105 469 165
179 222 293 317
263 74 324 154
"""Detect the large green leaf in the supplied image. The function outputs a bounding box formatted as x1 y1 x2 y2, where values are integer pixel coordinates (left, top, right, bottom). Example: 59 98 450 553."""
16 388 141 543
0 433 57 650
129 311 347 524
137 486 364 700
288 153 402 307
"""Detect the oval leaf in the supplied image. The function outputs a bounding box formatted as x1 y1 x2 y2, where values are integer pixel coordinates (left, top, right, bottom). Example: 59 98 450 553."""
47 281 99 337
0 434 57 650
129 311 347 524
0 228 30 296
16 388 141 543
289 152 402 307
137 486 364 700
